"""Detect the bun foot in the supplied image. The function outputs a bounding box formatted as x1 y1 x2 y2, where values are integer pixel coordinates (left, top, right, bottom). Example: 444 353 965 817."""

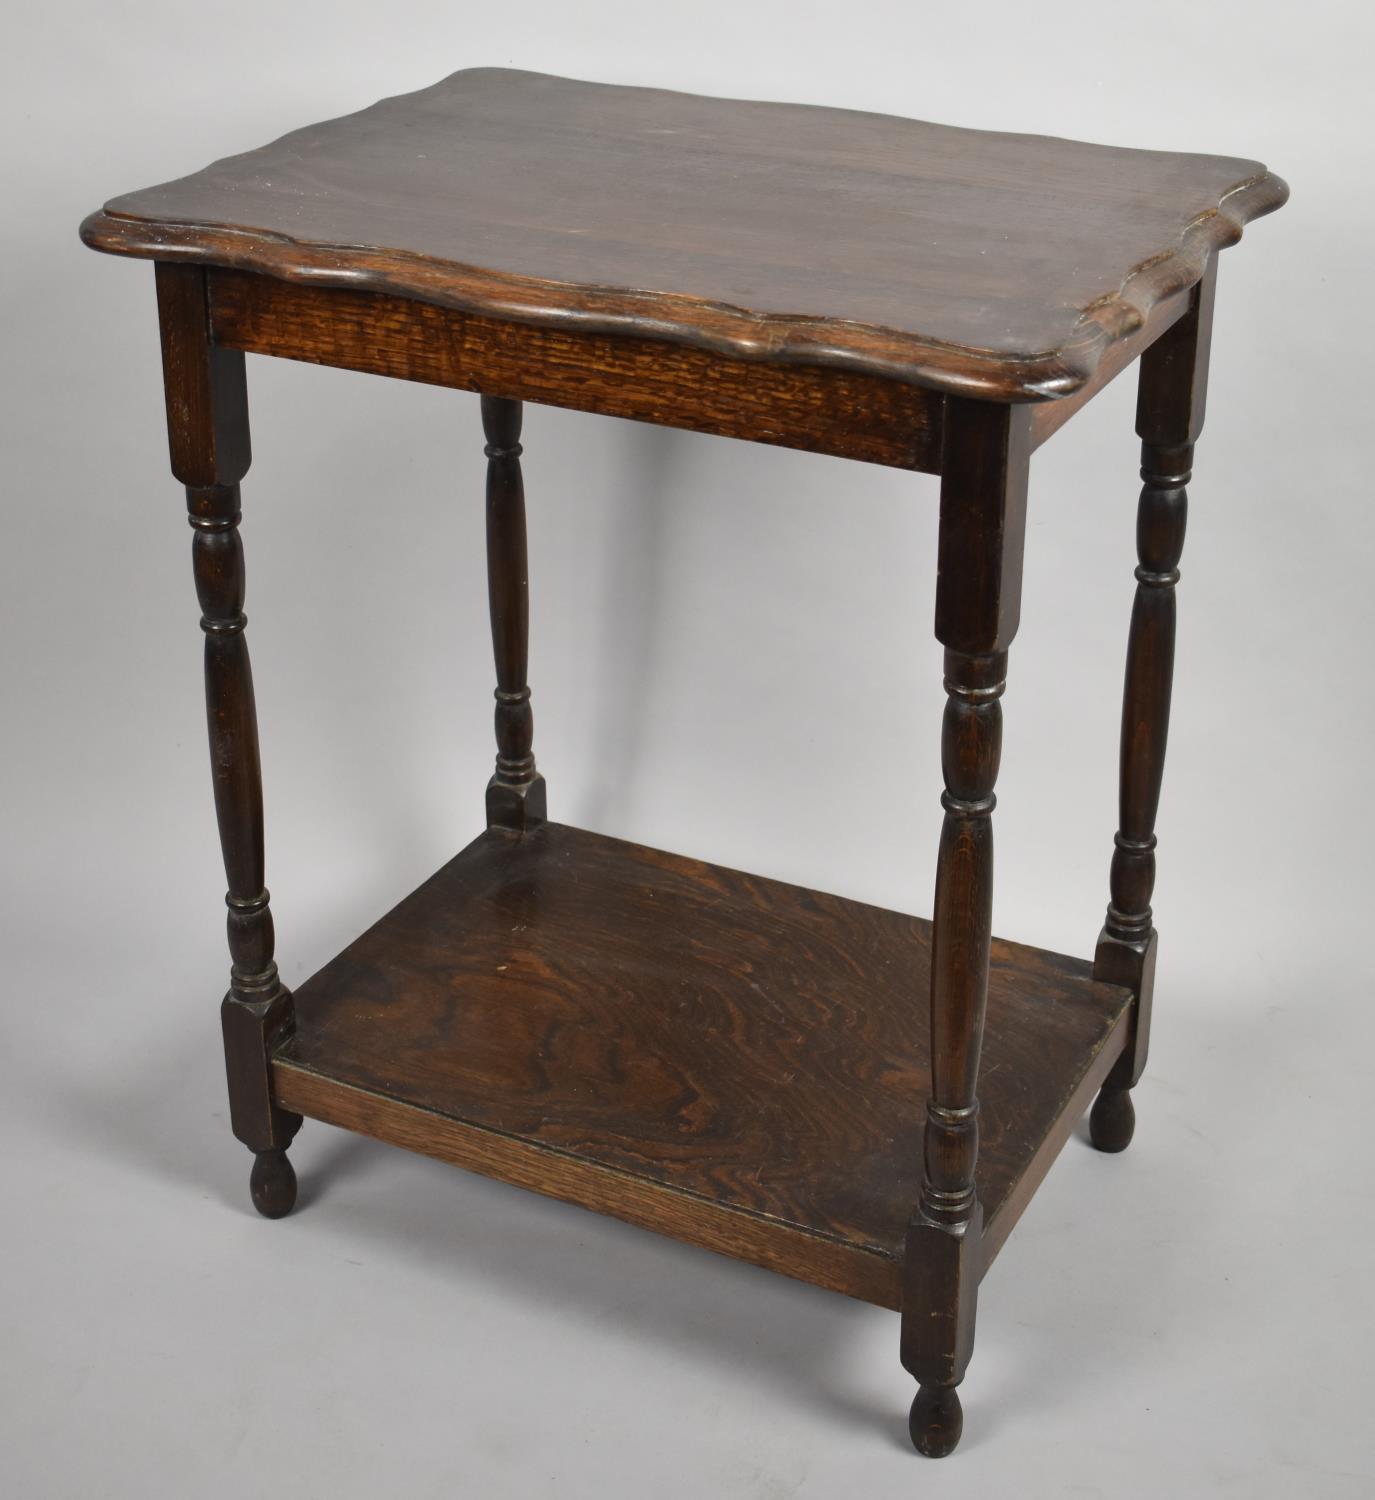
1089 1084 1136 1153
249 1149 297 1218
909 1383 963 1458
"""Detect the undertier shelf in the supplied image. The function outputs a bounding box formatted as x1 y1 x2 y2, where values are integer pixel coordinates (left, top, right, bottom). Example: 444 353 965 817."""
273 822 1132 1309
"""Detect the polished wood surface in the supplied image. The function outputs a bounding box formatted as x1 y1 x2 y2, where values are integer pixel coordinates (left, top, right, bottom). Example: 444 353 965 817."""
1091 261 1217 1151
82 68 1285 399
273 822 1132 1307
205 269 944 471
1028 285 1191 449
155 263 301 1213
481 396 546 830
901 398 1032 1451
81 68 1288 1459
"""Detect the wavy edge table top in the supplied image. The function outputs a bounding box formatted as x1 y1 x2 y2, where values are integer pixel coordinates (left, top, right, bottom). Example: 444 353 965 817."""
81 68 1287 400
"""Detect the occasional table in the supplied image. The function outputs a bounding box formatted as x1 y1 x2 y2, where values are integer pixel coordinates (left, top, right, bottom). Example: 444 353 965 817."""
81 69 1287 1457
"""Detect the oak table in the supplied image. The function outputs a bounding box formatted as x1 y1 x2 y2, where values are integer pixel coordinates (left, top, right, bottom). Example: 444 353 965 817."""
81 69 1287 1457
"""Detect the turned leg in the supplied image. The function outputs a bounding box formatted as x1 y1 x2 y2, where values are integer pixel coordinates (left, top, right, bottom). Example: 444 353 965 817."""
902 399 1031 1457
1091 264 1216 1153
482 395 546 830
157 263 301 1215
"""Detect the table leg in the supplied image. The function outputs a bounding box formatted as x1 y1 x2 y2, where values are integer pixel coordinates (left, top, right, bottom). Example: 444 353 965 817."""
1090 262 1216 1152
156 263 301 1217
902 399 1031 1457
482 395 546 830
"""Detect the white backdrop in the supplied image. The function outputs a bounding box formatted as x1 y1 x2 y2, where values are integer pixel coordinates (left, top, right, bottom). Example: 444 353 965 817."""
3 4 1371 1496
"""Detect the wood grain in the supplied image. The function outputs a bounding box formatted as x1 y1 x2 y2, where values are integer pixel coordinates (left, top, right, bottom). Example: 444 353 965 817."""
903 398 1032 1409
1092 261 1217 1147
277 1069 901 1308
205 269 943 472
1029 285 1191 449
272 822 1131 1307
156 263 301 1202
81 66 1289 1454
81 68 1286 399
481 395 546 830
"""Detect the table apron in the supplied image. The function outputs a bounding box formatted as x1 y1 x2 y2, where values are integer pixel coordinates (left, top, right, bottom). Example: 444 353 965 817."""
206 268 946 473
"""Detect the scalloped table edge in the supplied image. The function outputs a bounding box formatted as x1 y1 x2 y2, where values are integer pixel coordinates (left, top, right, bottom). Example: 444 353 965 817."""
80 170 1288 403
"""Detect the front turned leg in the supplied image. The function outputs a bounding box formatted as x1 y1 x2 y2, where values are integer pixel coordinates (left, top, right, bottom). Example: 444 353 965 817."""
902 398 1030 1457
158 264 301 1214
482 395 546 830
904 648 1005 1456
1091 263 1216 1152
192 482 301 1216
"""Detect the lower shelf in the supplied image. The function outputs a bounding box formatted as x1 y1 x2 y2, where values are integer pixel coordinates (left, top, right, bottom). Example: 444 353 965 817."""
273 822 1131 1309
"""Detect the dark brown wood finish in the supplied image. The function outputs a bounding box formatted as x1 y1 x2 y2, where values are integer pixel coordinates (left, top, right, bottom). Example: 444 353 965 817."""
1028 286 1191 450
82 70 1285 400
1090 261 1217 1151
901 398 1031 1456
481 396 546 830
82 67 1288 1462
205 270 944 472
155 263 301 1215
272 823 1131 1308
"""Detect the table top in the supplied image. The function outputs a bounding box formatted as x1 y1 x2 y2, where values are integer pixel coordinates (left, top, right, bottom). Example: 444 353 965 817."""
82 68 1286 400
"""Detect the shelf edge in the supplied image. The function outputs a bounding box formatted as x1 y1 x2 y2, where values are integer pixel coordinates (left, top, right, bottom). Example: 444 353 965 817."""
274 1062 904 1310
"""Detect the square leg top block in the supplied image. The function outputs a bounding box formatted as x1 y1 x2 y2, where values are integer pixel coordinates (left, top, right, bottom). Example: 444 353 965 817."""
81 68 1286 401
